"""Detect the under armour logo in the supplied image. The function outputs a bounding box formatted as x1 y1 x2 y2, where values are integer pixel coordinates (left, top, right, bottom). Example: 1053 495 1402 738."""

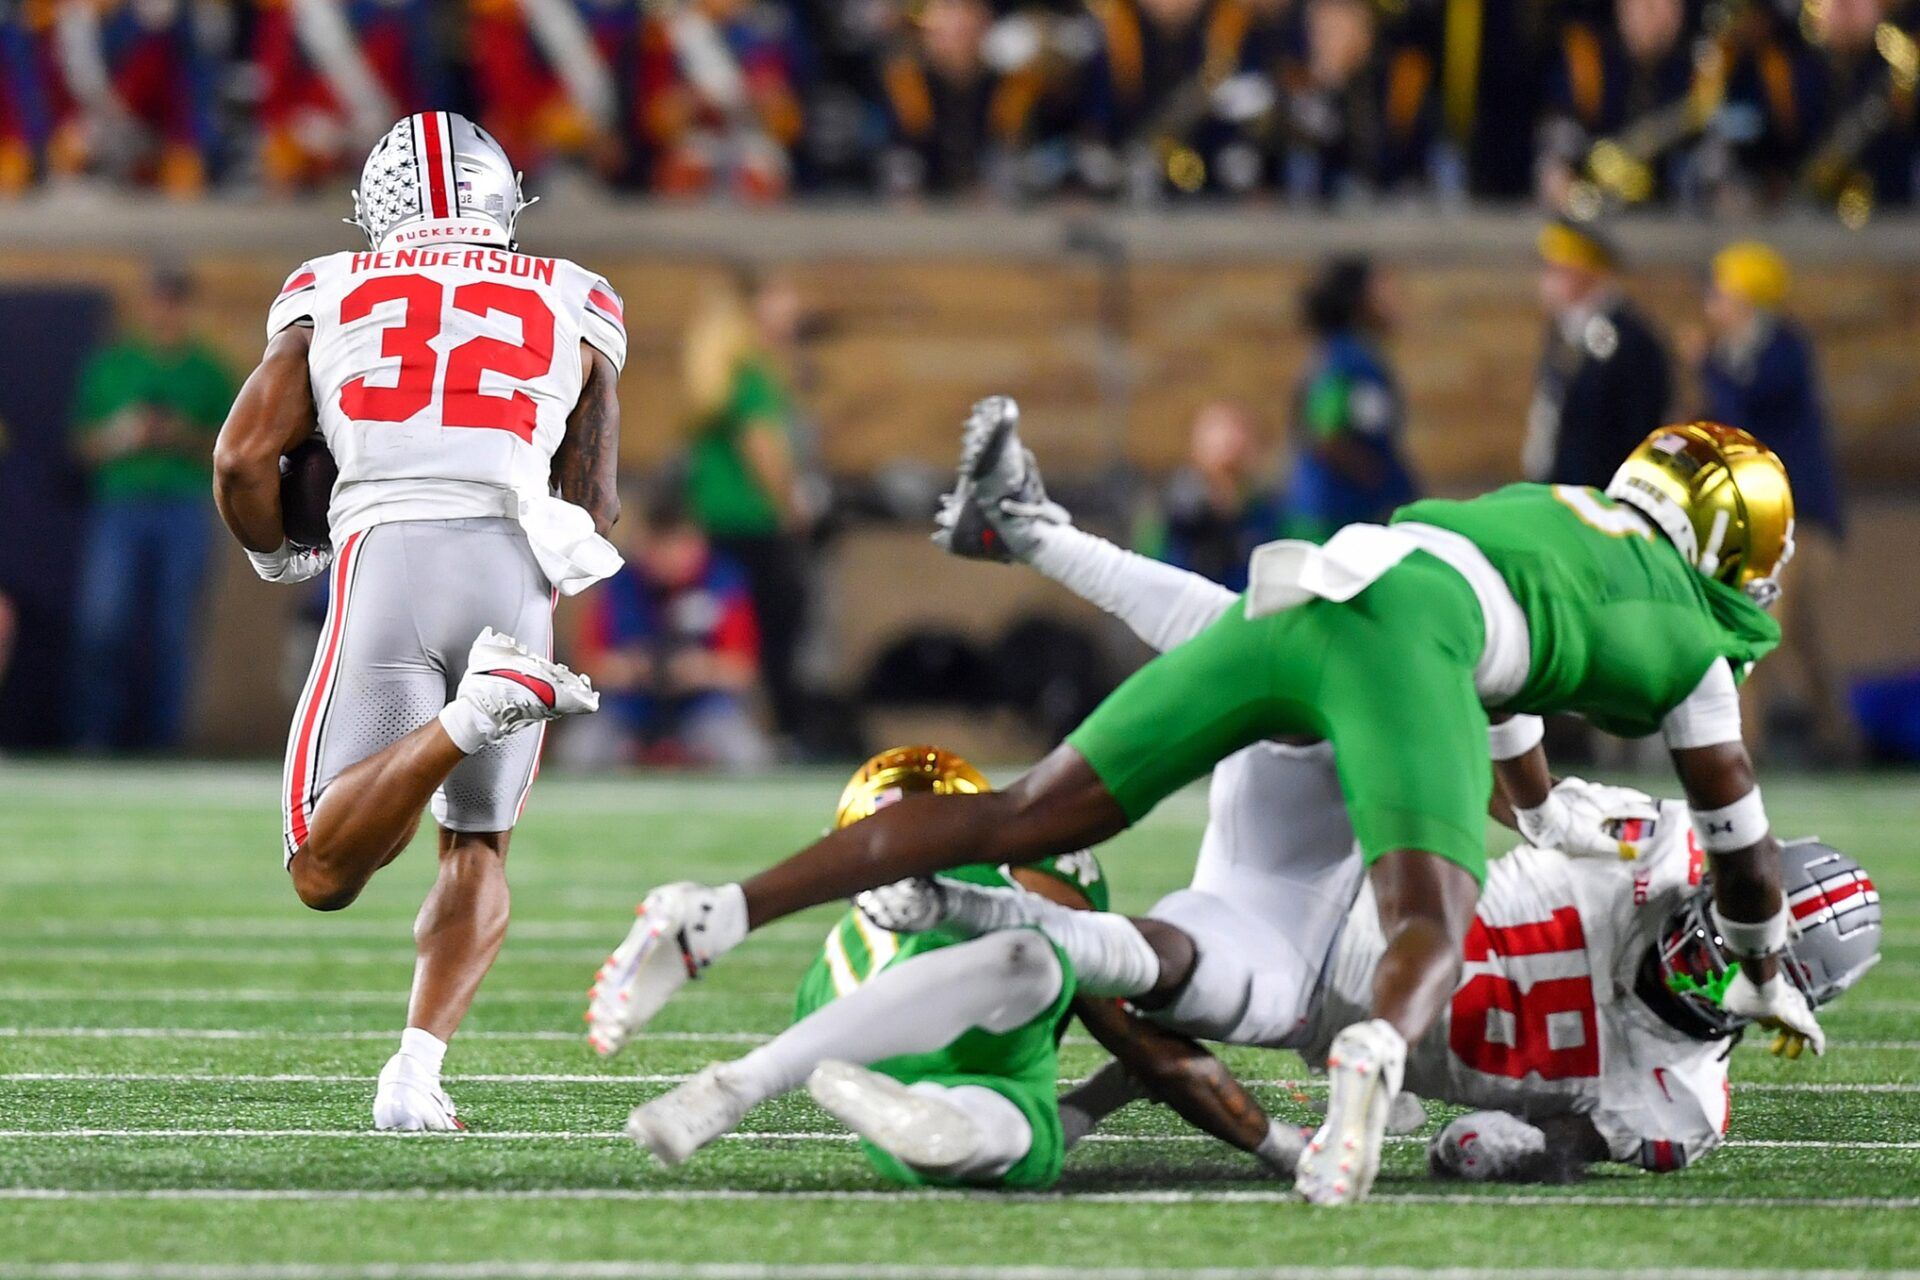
1708 821 1734 834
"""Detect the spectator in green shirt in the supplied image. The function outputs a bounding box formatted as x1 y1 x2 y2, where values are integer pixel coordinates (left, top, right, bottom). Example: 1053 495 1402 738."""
70 265 234 752
681 268 813 746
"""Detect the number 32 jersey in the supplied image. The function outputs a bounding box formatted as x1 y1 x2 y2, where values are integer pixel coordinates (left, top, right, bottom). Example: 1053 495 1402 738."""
268 246 627 540
1305 800 1733 1171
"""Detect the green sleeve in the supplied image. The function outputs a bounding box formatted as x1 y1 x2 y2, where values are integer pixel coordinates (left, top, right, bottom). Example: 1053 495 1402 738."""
188 350 237 432
69 350 121 434
1301 373 1351 442
729 360 790 432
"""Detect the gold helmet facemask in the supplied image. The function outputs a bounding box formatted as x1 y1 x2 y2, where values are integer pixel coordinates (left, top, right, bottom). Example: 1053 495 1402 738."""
833 746 992 831
1605 422 1796 609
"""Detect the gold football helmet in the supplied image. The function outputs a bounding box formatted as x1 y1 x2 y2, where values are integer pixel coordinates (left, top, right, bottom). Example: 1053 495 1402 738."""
1605 422 1795 607
833 746 992 830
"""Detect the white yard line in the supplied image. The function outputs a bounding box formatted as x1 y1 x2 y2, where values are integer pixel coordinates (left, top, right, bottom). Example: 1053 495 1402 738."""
0 1128 1912 1152
1 1187 1916 1211
3 1266 1918 1280
3 1071 1913 1095
0 990 790 1006
4 1026 1916 1054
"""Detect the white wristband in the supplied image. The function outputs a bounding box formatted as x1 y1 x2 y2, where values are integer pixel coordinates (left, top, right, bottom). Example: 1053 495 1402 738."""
1691 787 1769 852
1711 903 1791 959
1488 714 1545 761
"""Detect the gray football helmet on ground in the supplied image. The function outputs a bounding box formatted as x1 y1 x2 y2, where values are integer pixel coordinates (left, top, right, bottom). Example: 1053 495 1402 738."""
1642 838 1881 1039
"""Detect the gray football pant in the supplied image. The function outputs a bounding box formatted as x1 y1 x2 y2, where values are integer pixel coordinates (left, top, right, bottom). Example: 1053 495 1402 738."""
281 517 553 863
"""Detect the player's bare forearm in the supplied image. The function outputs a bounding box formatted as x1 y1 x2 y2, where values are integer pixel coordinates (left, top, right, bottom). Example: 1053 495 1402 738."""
740 744 1127 928
213 327 316 552
1074 996 1274 1153
1492 732 1552 822
1672 741 1783 979
553 343 621 535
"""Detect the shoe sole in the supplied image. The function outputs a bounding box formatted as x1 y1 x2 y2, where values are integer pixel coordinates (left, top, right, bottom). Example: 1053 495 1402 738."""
808 1063 980 1175
1295 1049 1389 1205
964 410 1019 487
587 920 693 1057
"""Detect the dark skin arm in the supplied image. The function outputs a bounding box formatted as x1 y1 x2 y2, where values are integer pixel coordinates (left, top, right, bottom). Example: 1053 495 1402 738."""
1490 735 1553 826
1074 997 1281 1156
211 326 316 552
1672 741 1783 982
551 342 621 534
742 744 1127 928
1004 868 1277 1159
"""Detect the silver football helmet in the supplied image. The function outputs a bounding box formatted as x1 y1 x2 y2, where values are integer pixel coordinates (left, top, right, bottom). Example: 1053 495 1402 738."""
350 112 535 251
1640 838 1881 1039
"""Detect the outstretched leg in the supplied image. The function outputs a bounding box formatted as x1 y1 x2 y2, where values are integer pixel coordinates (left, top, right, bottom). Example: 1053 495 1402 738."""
627 930 1066 1166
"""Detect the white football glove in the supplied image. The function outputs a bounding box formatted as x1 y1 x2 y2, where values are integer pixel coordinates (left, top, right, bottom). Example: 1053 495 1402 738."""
854 877 946 933
247 541 332 584
1428 1110 1546 1181
1516 776 1655 860
1723 969 1826 1057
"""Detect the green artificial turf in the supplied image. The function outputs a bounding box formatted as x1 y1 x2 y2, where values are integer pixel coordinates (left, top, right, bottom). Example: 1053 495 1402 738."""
0 762 1915 1280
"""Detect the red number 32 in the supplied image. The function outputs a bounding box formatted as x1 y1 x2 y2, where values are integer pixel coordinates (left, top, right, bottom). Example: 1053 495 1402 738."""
1448 906 1600 1081
338 276 555 443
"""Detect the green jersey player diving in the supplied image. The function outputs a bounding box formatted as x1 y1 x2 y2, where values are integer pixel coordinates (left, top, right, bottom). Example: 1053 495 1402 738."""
588 401 1818 1204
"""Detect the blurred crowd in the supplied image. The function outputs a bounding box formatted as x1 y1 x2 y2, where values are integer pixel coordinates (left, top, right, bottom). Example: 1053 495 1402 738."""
5 0 1920 215
33 220 1873 767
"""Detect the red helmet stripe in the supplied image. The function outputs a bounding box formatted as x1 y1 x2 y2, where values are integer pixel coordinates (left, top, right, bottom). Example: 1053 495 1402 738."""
420 112 451 220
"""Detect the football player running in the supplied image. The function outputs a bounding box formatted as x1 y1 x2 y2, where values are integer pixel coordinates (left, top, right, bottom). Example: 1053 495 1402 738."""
592 398 1815 1203
213 113 625 1130
621 746 1304 1187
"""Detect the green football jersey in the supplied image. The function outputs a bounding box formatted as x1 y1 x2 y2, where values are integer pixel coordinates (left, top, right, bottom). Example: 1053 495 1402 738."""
796 850 1108 1014
1392 483 1780 738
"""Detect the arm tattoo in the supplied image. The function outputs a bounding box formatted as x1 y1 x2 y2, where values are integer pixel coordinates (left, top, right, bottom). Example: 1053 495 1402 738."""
555 347 622 533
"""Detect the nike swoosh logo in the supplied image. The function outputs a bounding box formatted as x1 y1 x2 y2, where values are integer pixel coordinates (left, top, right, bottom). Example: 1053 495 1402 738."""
1653 1067 1673 1102
480 668 556 708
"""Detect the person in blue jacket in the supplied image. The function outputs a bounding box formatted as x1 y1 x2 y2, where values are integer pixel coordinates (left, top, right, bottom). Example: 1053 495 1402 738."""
1699 241 1854 762
1283 256 1419 542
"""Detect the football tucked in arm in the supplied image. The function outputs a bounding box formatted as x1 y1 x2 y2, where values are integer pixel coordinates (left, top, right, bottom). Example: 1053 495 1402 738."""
279 439 338 549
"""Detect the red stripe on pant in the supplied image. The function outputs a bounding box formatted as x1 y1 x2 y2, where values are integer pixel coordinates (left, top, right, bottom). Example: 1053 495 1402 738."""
511 590 560 825
286 531 365 852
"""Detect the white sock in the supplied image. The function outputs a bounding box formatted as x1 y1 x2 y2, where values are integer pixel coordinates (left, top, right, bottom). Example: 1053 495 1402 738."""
943 882 1160 998
437 700 492 755
1255 1121 1305 1175
727 931 1064 1101
909 1082 1031 1181
397 1026 448 1075
1029 522 1238 653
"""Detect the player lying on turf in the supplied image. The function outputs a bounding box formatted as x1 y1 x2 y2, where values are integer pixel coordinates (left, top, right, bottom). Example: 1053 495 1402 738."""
897 486 1876 1178
591 400 1815 1203
621 745 1303 1187
212 112 623 1130
865 790 1880 1182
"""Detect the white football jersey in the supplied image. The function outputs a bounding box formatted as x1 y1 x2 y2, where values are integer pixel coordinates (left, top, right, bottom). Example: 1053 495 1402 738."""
1305 799 1733 1171
267 245 627 540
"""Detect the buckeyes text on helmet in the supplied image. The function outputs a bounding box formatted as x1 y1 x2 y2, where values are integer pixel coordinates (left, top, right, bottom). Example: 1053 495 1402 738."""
350 112 536 253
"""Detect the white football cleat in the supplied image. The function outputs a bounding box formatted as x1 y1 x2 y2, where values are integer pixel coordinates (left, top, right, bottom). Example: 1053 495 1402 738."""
587 883 744 1057
807 1060 983 1176
1295 1018 1405 1205
451 627 599 750
373 1050 464 1132
625 1063 756 1167
932 396 1068 564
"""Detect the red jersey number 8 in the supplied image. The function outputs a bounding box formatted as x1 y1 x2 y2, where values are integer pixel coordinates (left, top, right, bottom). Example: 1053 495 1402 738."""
338 276 555 443
1448 907 1601 1081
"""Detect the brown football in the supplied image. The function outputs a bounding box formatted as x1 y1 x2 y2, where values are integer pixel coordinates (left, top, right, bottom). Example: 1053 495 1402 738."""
279 438 339 549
